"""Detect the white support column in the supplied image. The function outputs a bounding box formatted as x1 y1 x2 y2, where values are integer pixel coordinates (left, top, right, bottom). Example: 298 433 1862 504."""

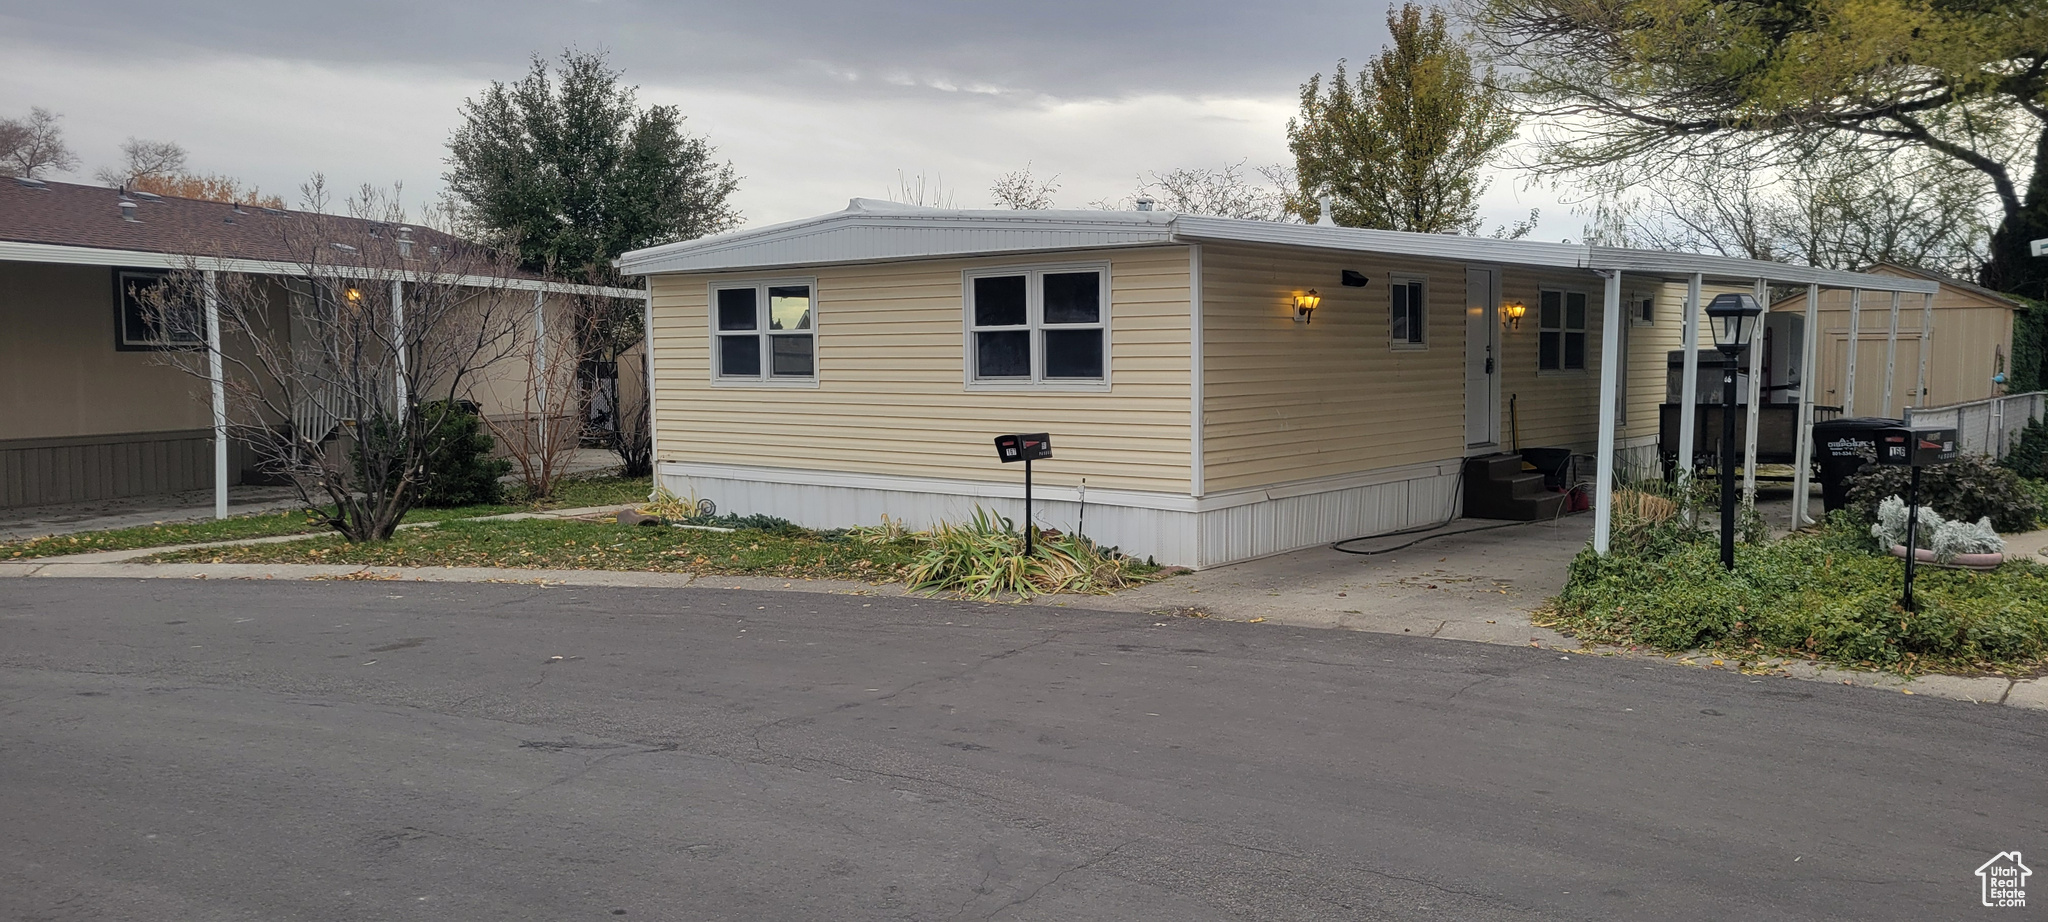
1741 278 1766 504
1913 291 1935 410
204 270 227 520
1593 270 1624 555
1881 290 1902 417
391 279 407 410
1789 283 1822 526
1676 273 1703 481
1844 289 1862 416
533 288 548 453
642 280 658 497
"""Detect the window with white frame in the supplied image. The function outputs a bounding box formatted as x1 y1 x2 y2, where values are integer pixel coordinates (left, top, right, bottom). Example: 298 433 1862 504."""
1389 277 1426 348
713 281 814 381
1539 289 1588 371
965 266 1106 384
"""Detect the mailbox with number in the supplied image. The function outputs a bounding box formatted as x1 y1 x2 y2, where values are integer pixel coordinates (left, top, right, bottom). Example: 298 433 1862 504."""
993 433 1052 463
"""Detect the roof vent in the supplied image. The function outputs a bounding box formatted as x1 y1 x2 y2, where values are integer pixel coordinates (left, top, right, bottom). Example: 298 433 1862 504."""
13 176 47 189
1135 196 1156 212
331 242 358 253
119 199 140 222
1316 195 1336 227
131 190 162 201
397 226 414 259
232 201 248 215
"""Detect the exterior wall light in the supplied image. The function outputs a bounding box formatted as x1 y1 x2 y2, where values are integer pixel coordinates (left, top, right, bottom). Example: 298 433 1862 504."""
1294 289 1321 324
344 287 363 303
1502 299 1527 330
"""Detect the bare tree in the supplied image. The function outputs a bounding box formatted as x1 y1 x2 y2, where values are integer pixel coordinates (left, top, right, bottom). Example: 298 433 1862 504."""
1587 143 1995 278
990 164 1058 210
0 107 80 178
888 170 956 208
1097 161 1292 220
148 180 530 541
479 305 585 501
95 137 189 186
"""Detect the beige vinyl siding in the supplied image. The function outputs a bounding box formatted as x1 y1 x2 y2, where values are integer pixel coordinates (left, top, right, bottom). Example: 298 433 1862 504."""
1489 268 1640 455
650 246 1193 493
1199 243 1480 492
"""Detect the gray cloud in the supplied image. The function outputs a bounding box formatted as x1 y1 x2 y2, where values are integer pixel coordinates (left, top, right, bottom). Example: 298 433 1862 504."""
7 0 1384 102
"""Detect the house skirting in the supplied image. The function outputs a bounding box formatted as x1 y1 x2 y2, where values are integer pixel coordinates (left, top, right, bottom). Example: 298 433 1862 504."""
656 458 1464 569
0 429 243 508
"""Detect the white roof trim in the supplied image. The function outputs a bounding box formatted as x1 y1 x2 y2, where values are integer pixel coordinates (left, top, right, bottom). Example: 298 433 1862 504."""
614 200 1942 295
0 240 642 298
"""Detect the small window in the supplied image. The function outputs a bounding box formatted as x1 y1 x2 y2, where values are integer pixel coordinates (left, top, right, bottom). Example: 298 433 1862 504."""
1635 294 1655 325
1389 278 1426 348
965 266 1106 385
116 269 204 350
1539 289 1588 371
712 280 815 382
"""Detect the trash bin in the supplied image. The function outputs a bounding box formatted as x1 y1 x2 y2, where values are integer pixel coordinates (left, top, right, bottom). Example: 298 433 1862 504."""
1812 417 1902 512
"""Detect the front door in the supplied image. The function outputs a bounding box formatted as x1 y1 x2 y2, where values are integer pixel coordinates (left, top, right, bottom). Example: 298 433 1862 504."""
1465 267 1501 449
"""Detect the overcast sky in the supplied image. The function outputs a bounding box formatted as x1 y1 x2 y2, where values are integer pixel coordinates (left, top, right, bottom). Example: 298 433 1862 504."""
0 1 1574 237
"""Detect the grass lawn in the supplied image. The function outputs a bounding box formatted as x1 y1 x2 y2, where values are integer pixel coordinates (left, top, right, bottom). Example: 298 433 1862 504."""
151 516 924 582
2 475 652 560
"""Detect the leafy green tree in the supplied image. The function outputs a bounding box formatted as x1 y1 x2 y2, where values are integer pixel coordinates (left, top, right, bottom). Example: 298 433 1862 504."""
444 49 740 285
1285 3 1518 233
1470 0 2048 301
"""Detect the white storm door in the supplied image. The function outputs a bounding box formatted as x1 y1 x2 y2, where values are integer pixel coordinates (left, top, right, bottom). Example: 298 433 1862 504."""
1465 267 1501 449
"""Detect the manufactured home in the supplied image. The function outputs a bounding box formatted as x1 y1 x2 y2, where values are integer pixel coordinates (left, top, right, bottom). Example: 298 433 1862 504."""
0 178 641 511
620 199 1938 567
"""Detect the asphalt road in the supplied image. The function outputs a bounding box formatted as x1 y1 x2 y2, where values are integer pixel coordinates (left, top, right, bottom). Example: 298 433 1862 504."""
1 579 2041 921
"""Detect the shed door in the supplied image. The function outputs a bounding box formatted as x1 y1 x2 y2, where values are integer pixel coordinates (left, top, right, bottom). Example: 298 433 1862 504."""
1465 267 1501 449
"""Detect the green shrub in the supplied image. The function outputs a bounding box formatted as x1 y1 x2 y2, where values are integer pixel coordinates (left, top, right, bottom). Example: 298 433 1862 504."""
2002 416 2048 481
1549 519 2048 673
1843 452 2041 533
415 401 511 507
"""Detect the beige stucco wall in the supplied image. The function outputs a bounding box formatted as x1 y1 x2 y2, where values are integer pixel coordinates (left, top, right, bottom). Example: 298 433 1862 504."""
649 246 1194 494
0 261 214 440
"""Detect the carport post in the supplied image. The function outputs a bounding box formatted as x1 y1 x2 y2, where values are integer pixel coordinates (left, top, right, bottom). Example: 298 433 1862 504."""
533 288 547 452
643 280 658 499
391 279 407 410
204 269 227 520
1789 283 1822 526
1741 279 1766 505
1881 291 1902 417
1593 270 1624 555
1676 273 1703 481
1913 292 1935 411
1843 289 1862 415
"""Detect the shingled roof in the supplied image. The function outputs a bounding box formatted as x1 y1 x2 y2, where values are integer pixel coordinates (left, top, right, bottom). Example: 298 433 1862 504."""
0 176 548 282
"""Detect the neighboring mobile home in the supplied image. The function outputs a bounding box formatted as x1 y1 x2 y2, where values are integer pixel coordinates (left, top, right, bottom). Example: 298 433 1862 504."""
0 178 640 511
620 199 1937 568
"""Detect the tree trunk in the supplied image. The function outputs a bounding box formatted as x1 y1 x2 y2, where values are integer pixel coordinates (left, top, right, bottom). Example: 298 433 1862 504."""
1981 124 2048 303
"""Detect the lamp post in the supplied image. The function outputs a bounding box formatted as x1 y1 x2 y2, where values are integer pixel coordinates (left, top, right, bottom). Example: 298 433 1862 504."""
1705 293 1764 570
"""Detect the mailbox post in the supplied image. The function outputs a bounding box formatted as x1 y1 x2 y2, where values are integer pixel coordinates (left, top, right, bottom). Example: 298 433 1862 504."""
1873 425 1957 611
993 433 1052 556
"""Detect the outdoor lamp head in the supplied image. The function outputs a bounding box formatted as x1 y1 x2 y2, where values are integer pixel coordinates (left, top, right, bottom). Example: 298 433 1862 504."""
1704 292 1763 356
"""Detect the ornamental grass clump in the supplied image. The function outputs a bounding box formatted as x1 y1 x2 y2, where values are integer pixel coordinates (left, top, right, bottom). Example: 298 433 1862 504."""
904 508 1159 600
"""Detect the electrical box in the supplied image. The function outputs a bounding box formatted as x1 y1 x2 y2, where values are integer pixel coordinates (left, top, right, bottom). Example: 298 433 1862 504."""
993 433 1052 463
1873 426 1957 467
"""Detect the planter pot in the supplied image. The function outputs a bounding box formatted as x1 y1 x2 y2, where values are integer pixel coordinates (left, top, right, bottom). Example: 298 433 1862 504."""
1888 544 2004 570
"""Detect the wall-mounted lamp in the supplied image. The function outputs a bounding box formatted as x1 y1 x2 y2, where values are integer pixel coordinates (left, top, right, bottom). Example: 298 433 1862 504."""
1502 299 1527 330
1294 289 1322 324
344 287 363 303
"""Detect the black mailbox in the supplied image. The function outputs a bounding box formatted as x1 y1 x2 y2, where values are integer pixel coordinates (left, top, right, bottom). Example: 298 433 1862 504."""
1873 426 1957 467
994 433 1052 463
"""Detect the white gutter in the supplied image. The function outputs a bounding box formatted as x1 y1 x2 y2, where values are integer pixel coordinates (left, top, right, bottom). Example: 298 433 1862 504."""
0 240 641 298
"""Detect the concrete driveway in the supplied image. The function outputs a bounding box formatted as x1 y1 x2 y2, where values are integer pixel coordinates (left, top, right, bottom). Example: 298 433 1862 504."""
1096 513 1591 646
